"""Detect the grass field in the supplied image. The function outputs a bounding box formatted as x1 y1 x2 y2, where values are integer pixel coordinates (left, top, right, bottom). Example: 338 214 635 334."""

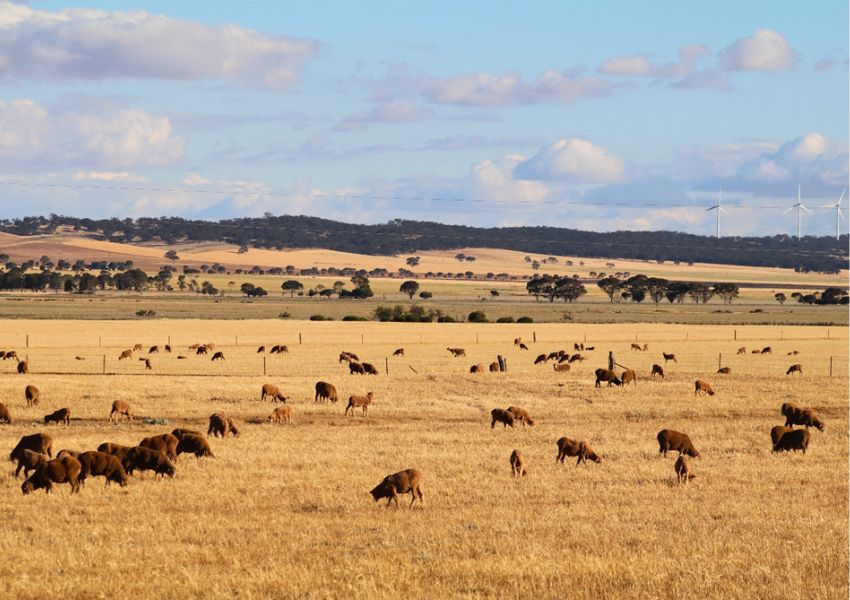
0 320 847 598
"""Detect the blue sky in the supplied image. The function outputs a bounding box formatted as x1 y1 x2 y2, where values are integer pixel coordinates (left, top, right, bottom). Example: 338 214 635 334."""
0 0 847 237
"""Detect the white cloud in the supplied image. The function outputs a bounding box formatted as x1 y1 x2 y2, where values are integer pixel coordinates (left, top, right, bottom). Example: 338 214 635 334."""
737 133 848 189
719 29 796 72
598 55 653 76
598 45 712 80
0 98 183 169
73 170 147 182
514 138 625 183
467 154 549 203
333 101 434 132
0 2 317 89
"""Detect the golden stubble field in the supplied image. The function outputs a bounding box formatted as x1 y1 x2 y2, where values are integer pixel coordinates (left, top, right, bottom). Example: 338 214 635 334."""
0 320 847 599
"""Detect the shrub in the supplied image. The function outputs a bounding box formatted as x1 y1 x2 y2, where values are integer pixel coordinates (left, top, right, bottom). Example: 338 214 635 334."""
468 310 488 323
496 316 514 323
516 316 534 323
419 291 433 299
342 315 369 321
437 315 457 323
309 314 333 321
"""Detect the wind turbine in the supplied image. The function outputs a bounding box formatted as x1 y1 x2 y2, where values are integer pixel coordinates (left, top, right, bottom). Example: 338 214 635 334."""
705 188 725 238
820 188 846 240
783 184 811 239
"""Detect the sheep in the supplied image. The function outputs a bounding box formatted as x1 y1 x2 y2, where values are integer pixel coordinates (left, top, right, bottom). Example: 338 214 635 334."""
761 347 772 355
315 381 338 404
621 369 637 386
257 346 266 353
717 367 732 374
0 402 12 424
470 364 485 373
226 417 240 436
506 406 534 426
77 451 128 487
171 428 205 441
770 425 795 449
514 337 523 347
787 350 799 356
393 348 405 357
345 392 373 417
737 347 747 355
25 384 39 406
44 407 71 426
143 359 152 370
119 349 133 360
362 362 379 375
490 408 515 429
148 345 159 354
643 343 649 351
164 345 172 353
568 353 585 363
553 363 570 372
585 346 595 351
631 343 643 351
75 356 85 361
339 352 357 363
196 346 209 355
510 450 527 477
139 433 179 462
784 408 825 431
109 400 133 422
555 437 603 466
574 343 584 351
519 343 529 351
657 429 699 458
4 350 18 361
96 443 132 460
177 355 187 360
489 362 500 372
662 352 677 363
369 468 423 509
17 361 28 374
268 405 293 424
773 429 810 454
211 351 225 362
348 362 366 375
10 433 53 463
176 435 214 458
121 447 175 478
261 383 287 403
21 456 82 495
56 449 81 460
208 414 239 437
694 380 715 396
594 368 622 387
534 354 547 365
675 455 696 484
447 348 466 357
547 352 560 361
15 449 49 478
752 350 761 354
133 344 143 352
786 364 803 375
271 345 289 354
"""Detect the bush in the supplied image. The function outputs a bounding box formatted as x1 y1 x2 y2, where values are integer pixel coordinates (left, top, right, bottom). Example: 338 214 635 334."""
516 316 534 323
278 312 291 319
468 310 488 323
135 309 156 317
437 315 457 323
419 291 433 299
309 314 333 321
496 316 514 323
342 315 369 321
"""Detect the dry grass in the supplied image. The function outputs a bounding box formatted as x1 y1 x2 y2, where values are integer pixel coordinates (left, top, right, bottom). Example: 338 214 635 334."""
0 320 847 599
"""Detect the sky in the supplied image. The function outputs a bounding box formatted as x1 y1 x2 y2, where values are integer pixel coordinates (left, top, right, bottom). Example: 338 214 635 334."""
0 0 848 237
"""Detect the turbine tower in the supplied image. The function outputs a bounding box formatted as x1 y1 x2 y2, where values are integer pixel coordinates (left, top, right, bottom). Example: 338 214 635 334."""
820 188 846 240
705 188 725 238
783 184 811 239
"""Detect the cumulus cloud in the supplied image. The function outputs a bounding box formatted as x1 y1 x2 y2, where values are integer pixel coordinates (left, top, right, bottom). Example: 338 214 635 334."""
0 2 317 88
598 44 711 80
0 98 184 169
467 154 549 203
719 29 796 72
333 101 434 132
73 171 147 182
514 138 625 183
737 133 848 190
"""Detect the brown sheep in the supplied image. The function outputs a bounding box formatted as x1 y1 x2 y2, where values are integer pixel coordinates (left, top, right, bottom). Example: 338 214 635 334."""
783 407 825 432
393 348 405 357
139 433 179 462
489 362 500 372
348 362 366 375
751 350 761 354
171 428 204 440
510 449 527 477
261 384 287 403
268 405 293 424
553 363 570 372
662 352 677 363
737 347 747 355
177 355 187 360
75 356 85 361
148 345 159 354
574 343 584 351
506 406 534 426
25 384 39 406
514 337 522 347
621 369 637 386
345 392 373 417
143 358 152 370
78 451 128 486
314 381 338 403
774 429 810 454
470 364 485 373
10 432 53 462
196 346 208 355
164 345 172 353
786 364 802 375
546 351 560 361
447 347 466 357
761 346 772 355
15 449 49 478
362 362 379 375
717 367 732 374
556 437 603 466
17 361 28 374
569 353 585 363
257 345 266 353
119 349 133 360
490 408 515 428
211 351 225 362
643 343 649 351
787 350 799 356
226 417 240 436
339 351 358 363
369 468 424 508
657 429 699 458
0 402 12 424
273 345 289 354
594 368 622 387
176 435 214 458
4 350 18 361
22 455 81 495
519 343 529 351
56 449 81 459
534 354 547 365
694 380 715 396
208 413 237 437
133 344 143 352
109 400 133 422
44 407 71 426
121 447 175 478
96 443 132 460
770 425 795 449
675 455 696 484
631 343 643 351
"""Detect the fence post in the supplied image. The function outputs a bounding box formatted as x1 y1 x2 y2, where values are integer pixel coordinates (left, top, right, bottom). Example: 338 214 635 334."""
26 334 29 348
235 335 238 346
299 332 302 345
608 351 614 371
827 329 830 340
718 353 722 371
533 331 537 343
829 356 833 377
498 355 507 372
476 333 479 344
385 357 389 375
780 330 783 340
102 355 106 375
263 356 267 376
361 333 364 345
734 329 737 341
168 335 171 346
584 332 587 343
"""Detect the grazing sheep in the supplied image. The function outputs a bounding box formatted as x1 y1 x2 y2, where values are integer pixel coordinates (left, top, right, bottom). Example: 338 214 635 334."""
196 346 209 355
226 417 240 436
15 449 49 478
737 347 747 355
139 433 179 462
177 355 187 360
569 354 585 363
271 345 289 354
694 380 715 396
21 456 81 495
143 359 152 370
119 349 133 360
17 361 28 374
643 343 649 351
56 449 80 460
393 348 404 357
44 407 71 426
470 364 485 373
164 345 171 353
751 350 761 354
133 344 143 352
781 403 825 431
534 354 547 365
0 402 12 424
761 347 772 355
555 437 603 466
362 362 379 375
662 352 677 363
257 346 266 353
519 343 529 351
109 400 133 422
447 348 466 357
171 428 204 440
122 447 175 478
657 429 699 458
506 406 534 426
10 433 53 462
176 435 214 458
25 384 39 406
348 362 366 375
631 343 643 351
4 350 18 361
339 352 358 363
148 345 159 354
774 429 810 453
490 408 515 428
770 425 795 449
77 451 128 487
489 362 500 372
553 363 570 372
585 346 595 351
261 384 287 403
268 405 293 424
786 364 803 375
345 392 373 417
621 369 637 386
787 350 799 356
75 356 85 361
675 455 696 484
314 381 338 404
96 443 132 460
574 343 584 351
510 450 527 477
211 351 225 362
594 368 622 387
546 352 560 361
369 468 424 509
208 413 239 437
514 337 523 347
717 367 732 374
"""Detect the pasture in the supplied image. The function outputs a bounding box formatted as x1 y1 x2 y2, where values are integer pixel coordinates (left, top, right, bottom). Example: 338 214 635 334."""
0 320 847 599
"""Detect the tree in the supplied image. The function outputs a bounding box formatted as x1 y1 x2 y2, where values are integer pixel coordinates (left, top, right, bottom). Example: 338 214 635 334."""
468 310 488 323
645 277 669 305
454 253 466 262
419 291 433 299
531 260 541 270
774 292 786 305
556 278 587 303
597 277 622 303
400 280 420 300
406 256 421 267
713 283 740 304
281 280 303 297
818 287 849 305
526 276 547 301
164 250 179 261
688 283 714 304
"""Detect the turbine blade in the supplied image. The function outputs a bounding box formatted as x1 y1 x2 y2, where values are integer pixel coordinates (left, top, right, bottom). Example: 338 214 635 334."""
706 206 716 212
783 207 793 214
840 209 846 223
801 205 812 213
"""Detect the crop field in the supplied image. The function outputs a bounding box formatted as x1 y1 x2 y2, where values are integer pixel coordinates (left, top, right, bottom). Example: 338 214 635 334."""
0 320 847 599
